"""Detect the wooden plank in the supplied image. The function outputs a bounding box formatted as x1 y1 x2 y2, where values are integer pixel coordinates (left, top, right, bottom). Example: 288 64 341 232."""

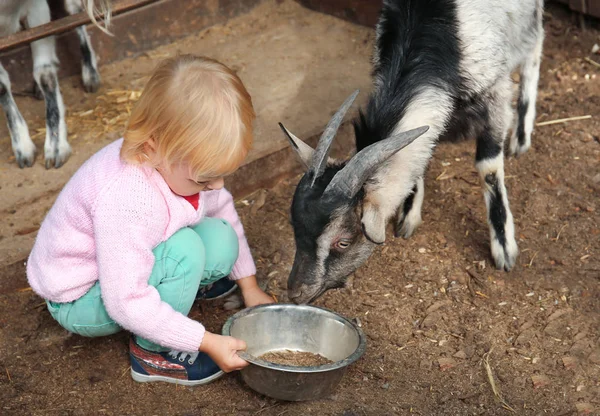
553 0 600 18
0 0 159 52
296 0 381 27
577 0 600 17
300 0 600 22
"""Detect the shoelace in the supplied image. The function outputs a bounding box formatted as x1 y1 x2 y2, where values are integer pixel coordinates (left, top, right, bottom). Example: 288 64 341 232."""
168 350 200 365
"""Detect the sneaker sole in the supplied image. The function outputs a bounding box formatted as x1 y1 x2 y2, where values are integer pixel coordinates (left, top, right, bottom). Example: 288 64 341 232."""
198 284 238 301
130 368 225 386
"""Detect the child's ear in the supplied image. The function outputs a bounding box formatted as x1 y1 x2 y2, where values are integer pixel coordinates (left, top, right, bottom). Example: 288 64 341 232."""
140 138 159 165
142 138 157 159
145 137 157 153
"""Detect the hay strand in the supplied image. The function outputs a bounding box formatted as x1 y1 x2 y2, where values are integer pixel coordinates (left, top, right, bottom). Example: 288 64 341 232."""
536 115 591 127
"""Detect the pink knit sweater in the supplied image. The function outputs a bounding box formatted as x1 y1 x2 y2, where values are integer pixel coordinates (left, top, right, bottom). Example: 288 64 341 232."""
27 139 256 352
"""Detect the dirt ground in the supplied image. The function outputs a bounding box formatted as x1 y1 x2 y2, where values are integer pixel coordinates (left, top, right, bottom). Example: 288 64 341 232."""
1 2 599 416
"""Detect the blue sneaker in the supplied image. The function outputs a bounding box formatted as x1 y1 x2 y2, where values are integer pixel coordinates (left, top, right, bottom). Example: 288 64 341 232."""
129 338 224 386
196 278 237 300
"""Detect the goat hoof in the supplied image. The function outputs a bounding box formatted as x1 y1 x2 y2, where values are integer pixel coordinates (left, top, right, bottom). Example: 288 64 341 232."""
514 146 530 158
14 139 37 168
508 135 531 159
45 157 68 169
15 149 36 168
395 215 422 239
82 67 101 93
223 293 243 311
44 144 72 169
491 237 518 272
394 220 403 238
33 82 44 101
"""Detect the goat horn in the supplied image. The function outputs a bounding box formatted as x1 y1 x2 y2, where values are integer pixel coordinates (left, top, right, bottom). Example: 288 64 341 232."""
309 89 359 186
279 122 315 168
324 125 430 199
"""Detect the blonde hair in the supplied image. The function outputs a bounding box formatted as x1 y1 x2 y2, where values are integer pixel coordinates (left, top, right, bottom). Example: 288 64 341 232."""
121 55 255 179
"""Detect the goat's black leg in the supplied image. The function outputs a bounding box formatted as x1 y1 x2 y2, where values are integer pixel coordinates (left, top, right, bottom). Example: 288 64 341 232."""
34 63 71 169
75 26 101 92
0 63 36 168
394 177 424 238
27 1 71 169
509 18 543 157
476 78 518 271
65 0 101 93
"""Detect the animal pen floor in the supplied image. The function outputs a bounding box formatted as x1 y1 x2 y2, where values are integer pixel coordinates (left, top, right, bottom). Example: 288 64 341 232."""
0 1 599 415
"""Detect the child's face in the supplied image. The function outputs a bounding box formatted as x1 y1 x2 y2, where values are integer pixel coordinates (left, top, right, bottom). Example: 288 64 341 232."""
158 161 224 196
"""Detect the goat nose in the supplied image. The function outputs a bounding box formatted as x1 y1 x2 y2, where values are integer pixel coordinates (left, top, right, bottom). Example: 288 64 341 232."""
288 287 303 301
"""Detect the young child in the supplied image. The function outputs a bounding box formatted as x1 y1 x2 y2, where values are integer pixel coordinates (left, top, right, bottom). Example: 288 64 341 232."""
26 55 274 386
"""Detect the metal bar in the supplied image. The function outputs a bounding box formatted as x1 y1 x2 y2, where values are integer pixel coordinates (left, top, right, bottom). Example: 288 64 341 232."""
0 0 161 53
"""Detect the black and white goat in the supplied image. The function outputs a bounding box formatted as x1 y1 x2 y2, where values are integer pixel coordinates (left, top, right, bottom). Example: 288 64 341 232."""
280 0 544 304
0 0 110 168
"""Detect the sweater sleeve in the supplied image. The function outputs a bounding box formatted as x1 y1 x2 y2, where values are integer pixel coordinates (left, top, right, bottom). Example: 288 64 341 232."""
93 172 205 352
203 188 256 280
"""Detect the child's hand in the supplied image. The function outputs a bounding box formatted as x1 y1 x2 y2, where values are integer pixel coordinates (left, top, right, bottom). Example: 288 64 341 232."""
243 285 276 307
200 332 248 372
237 275 275 307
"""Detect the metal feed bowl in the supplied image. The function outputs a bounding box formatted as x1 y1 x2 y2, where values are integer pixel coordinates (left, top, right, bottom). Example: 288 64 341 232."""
222 304 366 401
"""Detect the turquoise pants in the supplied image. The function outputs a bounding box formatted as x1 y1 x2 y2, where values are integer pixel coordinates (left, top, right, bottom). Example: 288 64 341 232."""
46 218 239 352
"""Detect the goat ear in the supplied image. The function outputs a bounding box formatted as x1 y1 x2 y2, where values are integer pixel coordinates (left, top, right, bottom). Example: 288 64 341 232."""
324 126 429 199
361 203 387 245
279 123 314 169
